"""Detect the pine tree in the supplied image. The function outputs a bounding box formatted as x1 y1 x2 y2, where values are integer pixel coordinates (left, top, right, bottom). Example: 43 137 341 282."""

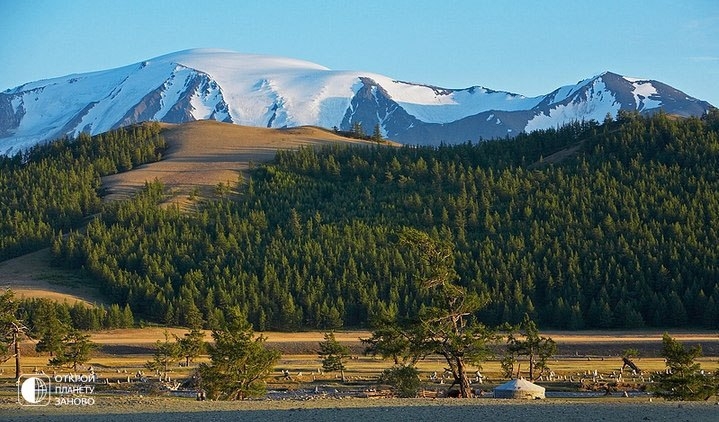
176 328 206 367
49 329 97 371
653 333 718 401
364 228 495 398
351 121 364 138
199 312 280 400
1 290 27 380
145 330 181 377
318 332 351 382
502 314 557 380
121 304 134 328
371 124 383 143
35 318 68 357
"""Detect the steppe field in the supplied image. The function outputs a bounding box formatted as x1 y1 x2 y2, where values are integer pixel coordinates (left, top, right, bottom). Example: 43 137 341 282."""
1 328 718 421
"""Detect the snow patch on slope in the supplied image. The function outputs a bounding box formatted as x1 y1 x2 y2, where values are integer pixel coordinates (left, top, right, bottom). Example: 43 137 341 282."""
625 78 662 111
367 77 544 123
524 80 621 132
155 67 193 120
545 76 595 104
189 78 229 121
164 49 358 127
77 62 179 135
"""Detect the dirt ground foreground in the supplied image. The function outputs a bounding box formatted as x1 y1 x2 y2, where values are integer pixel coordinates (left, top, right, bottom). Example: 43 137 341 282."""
1 395 719 422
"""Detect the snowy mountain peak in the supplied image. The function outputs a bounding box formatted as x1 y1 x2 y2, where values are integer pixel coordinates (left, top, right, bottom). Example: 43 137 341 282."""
0 50 714 154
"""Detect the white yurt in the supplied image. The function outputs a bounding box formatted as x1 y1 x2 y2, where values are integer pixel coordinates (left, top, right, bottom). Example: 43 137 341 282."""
493 378 545 399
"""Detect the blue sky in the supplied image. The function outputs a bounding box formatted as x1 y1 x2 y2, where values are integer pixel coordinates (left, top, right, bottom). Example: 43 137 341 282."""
2 0 718 106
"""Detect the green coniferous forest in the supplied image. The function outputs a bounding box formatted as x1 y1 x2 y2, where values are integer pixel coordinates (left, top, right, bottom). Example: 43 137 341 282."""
3 112 719 331
0 123 166 260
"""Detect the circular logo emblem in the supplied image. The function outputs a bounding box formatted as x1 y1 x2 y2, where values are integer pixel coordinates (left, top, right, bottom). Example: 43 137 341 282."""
20 376 49 404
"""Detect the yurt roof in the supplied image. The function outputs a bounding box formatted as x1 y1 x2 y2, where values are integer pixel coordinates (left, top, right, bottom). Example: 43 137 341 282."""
494 378 545 392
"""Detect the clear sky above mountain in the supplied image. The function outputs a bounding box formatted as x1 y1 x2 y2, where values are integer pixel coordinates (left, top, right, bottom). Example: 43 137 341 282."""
2 0 717 107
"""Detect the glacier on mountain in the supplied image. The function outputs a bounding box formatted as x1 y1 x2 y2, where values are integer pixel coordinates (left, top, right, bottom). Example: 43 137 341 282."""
0 49 714 154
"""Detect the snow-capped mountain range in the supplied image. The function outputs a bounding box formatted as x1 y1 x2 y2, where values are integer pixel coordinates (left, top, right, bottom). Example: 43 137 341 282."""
1 49 714 154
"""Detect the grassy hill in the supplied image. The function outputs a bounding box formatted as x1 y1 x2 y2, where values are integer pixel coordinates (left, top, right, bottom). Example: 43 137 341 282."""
1 121 394 303
3 111 719 331
102 120 394 206
0 248 104 305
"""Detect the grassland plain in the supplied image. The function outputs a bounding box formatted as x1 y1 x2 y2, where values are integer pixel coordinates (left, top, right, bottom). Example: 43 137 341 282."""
1 329 718 421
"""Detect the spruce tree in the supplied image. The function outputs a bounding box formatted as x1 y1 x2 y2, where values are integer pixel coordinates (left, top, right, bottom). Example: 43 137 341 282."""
199 312 280 400
318 332 351 382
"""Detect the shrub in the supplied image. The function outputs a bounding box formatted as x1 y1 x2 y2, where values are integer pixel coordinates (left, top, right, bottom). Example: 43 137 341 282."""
380 365 421 398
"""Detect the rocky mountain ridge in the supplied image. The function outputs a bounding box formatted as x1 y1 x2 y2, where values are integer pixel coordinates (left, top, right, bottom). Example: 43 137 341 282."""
1 49 713 154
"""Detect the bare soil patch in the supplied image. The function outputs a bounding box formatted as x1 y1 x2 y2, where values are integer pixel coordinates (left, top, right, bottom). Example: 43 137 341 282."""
2 394 719 422
528 141 584 168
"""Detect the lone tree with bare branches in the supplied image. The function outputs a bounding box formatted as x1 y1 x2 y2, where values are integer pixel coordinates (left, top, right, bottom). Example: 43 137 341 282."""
1 289 28 381
364 228 495 398
621 348 642 375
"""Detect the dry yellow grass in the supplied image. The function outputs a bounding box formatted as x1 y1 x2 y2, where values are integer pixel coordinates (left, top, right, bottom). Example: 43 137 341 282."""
0 249 104 306
4 328 716 384
101 120 393 204
3 328 719 421
8 327 718 355
544 330 719 343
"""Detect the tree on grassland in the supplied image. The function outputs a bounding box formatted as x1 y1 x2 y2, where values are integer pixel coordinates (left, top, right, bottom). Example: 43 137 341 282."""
318 332 351 382
1 289 28 380
351 121 364 138
49 329 98 371
35 317 69 358
145 330 181 378
380 365 422 398
364 228 495 398
371 124 383 143
176 327 206 367
652 333 718 401
363 308 423 365
501 314 557 380
199 312 280 400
